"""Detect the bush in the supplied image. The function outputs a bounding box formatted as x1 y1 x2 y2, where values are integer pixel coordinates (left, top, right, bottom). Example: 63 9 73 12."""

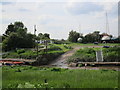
5 52 19 58
20 51 37 59
64 45 72 49
62 83 70 88
52 40 64 44
67 48 96 63
48 45 62 51
68 47 120 64
51 68 61 72
103 47 120 62
2 49 37 59
17 49 25 54
78 64 83 67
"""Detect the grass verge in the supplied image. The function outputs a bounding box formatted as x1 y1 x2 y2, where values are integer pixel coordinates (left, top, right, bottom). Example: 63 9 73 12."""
2 66 119 88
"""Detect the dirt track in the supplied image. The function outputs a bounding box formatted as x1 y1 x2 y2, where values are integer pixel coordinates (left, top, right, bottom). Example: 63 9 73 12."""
49 45 102 68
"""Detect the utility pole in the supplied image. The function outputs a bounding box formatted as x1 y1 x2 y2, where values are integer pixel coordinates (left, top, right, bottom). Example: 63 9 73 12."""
34 25 38 57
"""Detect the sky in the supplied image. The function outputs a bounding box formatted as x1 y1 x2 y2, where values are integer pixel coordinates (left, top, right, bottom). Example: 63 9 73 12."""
0 0 119 39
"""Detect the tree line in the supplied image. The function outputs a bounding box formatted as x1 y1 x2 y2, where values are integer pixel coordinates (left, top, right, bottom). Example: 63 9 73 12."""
1 21 120 51
68 30 120 43
2 21 50 51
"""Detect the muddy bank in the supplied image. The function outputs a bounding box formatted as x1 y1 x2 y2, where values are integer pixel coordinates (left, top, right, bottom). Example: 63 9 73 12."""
68 66 120 71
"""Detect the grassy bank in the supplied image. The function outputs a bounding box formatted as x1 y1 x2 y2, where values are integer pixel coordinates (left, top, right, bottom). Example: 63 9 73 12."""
2 43 119 59
2 44 72 65
68 43 119 47
2 66 119 88
2 44 72 59
67 46 120 63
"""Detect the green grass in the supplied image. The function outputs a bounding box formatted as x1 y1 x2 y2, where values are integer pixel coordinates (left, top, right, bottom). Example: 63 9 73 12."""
2 43 72 59
53 44 72 52
67 46 120 63
67 48 96 63
68 43 120 47
2 43 119 59
2 66 119 88
0 67 2 89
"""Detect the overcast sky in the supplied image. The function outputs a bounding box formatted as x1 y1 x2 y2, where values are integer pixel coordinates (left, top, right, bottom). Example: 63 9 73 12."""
0 0 119 39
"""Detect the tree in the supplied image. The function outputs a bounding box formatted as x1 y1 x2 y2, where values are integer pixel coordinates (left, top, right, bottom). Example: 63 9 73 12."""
14 21 24 29
82 31 101 43
25 33 36 47
38 33 50 40
2 32 20 51
68 30 80 42
5 21 27 36
44 33 50 39
93 31 100 42
2 21 35 51
5 23 15 35
17 28 27 37
38 33 44 39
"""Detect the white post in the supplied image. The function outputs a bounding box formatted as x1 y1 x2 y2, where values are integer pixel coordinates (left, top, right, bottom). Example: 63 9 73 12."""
96 49 104 62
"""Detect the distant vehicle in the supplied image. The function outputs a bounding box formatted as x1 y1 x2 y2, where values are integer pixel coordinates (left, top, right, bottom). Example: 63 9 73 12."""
103 46 110 48
83 42 87 44
94 42 98 45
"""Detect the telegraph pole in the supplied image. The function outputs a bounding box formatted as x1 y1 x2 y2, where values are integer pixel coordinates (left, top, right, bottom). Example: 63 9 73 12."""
34 25 38 57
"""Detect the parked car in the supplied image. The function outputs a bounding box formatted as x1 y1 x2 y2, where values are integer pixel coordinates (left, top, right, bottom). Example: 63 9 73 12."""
94 42 98 45
103 46 110 48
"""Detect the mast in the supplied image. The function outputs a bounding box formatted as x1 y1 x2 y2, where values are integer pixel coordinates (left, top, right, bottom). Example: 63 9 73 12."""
106 12 110 35
79 24 81 34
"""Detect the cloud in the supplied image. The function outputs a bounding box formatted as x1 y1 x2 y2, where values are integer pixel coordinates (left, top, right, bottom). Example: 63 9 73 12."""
0 1 16 5
97 2 118 15
38 15 55 25
18 8 30 12
2 2 45 13
1 2 12 5
15 2 39 11
66 2 103 15
1 1 118 39
2 9 5 12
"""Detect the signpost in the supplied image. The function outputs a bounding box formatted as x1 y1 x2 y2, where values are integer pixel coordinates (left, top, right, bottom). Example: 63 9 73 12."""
96 49 104 62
